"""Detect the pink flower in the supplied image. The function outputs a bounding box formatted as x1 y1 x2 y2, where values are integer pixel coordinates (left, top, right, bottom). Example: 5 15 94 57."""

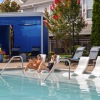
50 3 55 11
50 5 53 11
52 3 55 8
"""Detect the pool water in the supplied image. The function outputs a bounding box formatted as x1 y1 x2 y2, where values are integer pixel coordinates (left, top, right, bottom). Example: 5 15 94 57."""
0 75 100 100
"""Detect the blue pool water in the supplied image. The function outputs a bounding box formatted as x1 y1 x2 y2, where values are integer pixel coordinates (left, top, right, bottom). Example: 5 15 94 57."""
0 75 100 100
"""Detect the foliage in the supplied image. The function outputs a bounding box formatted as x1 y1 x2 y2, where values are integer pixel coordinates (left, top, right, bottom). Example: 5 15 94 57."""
47 51 55 61
0 0 20 12
60 54 72 58
83 50 89 56
90 0 100 46
74 45 80 51
48 51 55 55
44 0 85 53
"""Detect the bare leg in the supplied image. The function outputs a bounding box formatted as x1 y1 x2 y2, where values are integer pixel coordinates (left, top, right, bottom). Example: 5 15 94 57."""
24 62 33 71
37 61 49 73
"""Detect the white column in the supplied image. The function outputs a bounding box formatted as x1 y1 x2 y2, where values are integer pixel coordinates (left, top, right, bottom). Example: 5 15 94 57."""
81 0 83 17
41 14 43 53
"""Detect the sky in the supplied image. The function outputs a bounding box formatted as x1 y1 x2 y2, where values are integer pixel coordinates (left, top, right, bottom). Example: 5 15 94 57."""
0 0 3 3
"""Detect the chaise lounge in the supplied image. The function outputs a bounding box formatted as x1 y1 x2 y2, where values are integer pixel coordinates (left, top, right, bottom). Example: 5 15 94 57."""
88 46 100 64
89 56 100 78
72 57 90 76
70 46 85 64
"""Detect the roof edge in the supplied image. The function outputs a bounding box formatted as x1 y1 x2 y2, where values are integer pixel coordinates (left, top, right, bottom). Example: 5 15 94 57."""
0 12 43 17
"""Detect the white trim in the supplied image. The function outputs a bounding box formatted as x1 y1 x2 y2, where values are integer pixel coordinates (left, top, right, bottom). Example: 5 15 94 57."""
85 18 92 21
34 4 50 12
21 0 53 7
41 14 43 53
21 2 52 12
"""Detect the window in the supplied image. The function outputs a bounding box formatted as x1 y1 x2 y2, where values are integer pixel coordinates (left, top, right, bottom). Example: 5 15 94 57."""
87 9 92 18
86 0 93 18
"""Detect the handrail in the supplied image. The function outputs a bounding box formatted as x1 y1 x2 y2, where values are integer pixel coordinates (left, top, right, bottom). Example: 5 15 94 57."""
0 56 24 75
43 58 71 82
60 59 71 79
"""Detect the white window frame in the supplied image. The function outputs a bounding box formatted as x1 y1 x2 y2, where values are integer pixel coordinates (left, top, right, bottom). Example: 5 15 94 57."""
85 0 93 20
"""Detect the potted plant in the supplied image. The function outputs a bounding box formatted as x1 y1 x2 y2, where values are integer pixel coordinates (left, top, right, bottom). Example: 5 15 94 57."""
0 47 6 62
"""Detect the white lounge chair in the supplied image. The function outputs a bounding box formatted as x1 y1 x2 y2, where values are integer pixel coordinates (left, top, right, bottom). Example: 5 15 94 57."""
40 54 46 62
89 56 100 78
56 55 60 63
72 57 89 76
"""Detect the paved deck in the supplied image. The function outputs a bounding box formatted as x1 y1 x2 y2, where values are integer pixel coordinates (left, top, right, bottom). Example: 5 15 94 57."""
0 61 94 73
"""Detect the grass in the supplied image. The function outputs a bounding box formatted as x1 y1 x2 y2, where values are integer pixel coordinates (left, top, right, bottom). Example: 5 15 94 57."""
60 54 72 58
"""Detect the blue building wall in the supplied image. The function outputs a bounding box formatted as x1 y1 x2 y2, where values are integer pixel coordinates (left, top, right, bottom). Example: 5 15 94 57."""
13 16 41 53
0 13 48 55
0 16 41 25
0 25 10 54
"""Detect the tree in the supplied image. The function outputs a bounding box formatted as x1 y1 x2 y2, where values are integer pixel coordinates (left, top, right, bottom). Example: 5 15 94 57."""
44 0 85 53
0 0 20 12
90 0 100 46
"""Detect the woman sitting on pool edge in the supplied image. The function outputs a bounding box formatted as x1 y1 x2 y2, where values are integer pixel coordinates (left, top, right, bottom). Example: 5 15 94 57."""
36 54 57 73
24 54 42 71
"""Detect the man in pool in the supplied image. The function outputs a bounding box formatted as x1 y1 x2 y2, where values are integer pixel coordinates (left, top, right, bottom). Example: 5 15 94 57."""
24 54 42 71
36 54 57 73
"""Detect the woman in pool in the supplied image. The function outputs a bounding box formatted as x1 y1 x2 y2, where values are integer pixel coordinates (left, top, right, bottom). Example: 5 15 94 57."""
37 54 57 73
24 54 42 71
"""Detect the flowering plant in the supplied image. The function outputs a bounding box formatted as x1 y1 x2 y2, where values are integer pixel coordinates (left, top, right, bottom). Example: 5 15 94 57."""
0 47 6 55
44 0 85 53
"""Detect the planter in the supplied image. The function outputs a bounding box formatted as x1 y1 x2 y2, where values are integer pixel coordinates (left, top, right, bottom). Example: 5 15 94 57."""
0 54 3 62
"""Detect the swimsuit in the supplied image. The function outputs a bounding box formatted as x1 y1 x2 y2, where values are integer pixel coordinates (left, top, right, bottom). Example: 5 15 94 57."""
47 62 54 70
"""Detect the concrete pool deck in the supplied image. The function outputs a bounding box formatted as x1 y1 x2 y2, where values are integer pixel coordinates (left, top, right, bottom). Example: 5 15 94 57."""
0 61 94 73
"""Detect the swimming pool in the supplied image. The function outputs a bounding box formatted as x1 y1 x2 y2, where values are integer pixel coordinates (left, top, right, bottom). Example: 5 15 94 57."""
0 75 100 100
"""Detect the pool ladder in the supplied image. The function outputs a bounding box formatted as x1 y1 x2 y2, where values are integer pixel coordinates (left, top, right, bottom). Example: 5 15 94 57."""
0 56 24 75
43 58 71 82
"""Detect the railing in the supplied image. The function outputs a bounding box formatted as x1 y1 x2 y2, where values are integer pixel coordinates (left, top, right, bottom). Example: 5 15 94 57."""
43 58 71 82
0 56 24 75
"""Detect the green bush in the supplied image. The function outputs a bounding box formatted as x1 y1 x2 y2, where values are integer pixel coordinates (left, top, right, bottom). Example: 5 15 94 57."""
90 0 100 46
83 50 89 56
64 45 81 55
60 54 72 58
